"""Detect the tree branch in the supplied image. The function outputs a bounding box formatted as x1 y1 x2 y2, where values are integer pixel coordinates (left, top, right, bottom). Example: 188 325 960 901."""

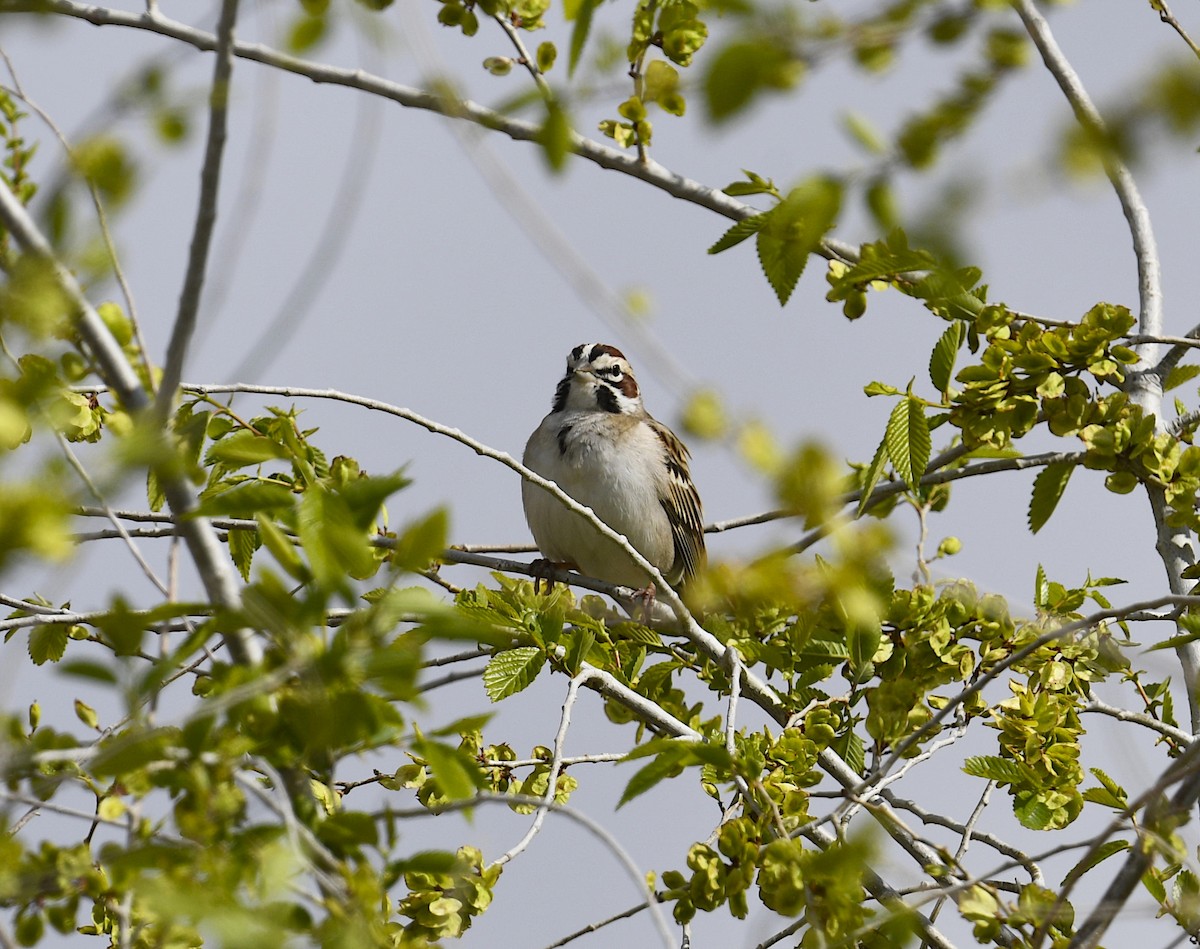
0 0 858 258
155 0 239 413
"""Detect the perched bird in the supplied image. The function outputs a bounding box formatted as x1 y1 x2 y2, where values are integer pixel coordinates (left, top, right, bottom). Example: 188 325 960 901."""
522 343 705 593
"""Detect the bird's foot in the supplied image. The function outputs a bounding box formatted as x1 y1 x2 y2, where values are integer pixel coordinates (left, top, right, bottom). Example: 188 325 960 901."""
530 558 577 594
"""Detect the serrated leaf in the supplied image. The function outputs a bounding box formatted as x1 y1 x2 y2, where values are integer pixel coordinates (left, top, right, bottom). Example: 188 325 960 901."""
1034 563 1048 610
847 622 881 675
929 321 963 392
831 728 865 776
228 527 259 581
483 646 545 701
962 755 1026 784
28 623 69 665
1089 766 1126 802
205 429 290 467
1028 462 1075 534
197 481 296 518
618 745 688 807
755 178 842 306
1164 364 1200 392
884 395 930 491
147 468 165 512
1146 628 1200 652
707 214 766 255
1015 798 1052 830
856 435 889 517
1071 839 1130 877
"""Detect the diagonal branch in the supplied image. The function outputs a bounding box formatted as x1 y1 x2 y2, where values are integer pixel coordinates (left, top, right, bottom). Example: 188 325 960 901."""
155 0 239 414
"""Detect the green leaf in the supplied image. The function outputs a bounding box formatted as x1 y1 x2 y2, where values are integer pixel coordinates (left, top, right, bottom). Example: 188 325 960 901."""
928 321 963 393
413 738 484 801
1164 363 1200 392
721 169 777 198
707 214 766 255
1034 563 1048 610
205 429 290 467
483 647 545 701
756 178 842 306
567 0 600 76
28 623 69 665
228 528 259 582
147 468 165 512
842 112 887 155
884 394 931 491
391 508 449 572
846 621 881 675
1071 839 1130 877
1143 868 1167 903
287 13 327 53
704 39 801 122
256 514 308 581
962 755 1027 784
297 486 375 588
338 469 412 531
618 744 688 807
564 627 595 675
75 698 99 730
1082 767 1128 809
537 98 572 172
1027 462 1075 534
856 434 889 517
196 481 295 518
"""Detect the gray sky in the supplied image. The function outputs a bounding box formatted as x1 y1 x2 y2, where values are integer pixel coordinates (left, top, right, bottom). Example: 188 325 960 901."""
3 0 1199 945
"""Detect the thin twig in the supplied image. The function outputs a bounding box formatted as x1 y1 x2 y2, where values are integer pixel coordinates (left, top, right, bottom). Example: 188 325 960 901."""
492 671 592 868
1151 0 1200 59
539 900 653 949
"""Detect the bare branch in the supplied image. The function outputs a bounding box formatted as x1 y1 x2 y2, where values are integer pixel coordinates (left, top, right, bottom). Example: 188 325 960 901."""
1082 697 1192 747
492 670 592 868
156 0 240 412
540 900 654 949
1011 0 1161 342
0 0 854 267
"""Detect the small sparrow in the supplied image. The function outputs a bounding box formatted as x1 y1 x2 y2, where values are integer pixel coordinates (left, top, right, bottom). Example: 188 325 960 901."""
522 343 705 592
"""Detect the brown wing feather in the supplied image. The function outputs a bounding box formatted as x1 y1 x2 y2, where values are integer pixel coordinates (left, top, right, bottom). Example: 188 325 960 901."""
649 419 706 586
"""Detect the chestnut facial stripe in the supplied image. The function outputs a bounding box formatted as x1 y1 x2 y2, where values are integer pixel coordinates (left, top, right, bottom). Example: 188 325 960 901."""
616 373 639 399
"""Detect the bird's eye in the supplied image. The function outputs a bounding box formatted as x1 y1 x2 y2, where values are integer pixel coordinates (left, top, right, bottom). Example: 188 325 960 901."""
603 366 622 379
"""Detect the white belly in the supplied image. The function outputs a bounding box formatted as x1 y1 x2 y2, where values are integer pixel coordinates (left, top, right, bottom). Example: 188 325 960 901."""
522 413 674 588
